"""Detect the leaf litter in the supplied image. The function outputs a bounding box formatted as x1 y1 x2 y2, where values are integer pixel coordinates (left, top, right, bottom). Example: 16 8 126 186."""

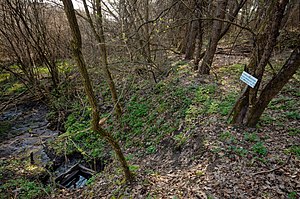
55 54 299 198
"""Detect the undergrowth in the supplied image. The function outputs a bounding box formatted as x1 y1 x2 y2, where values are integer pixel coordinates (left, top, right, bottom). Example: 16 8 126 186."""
50 61 242 162
0 159 51 199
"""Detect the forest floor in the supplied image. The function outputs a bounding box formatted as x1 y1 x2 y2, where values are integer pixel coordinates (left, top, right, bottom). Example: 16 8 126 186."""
55 53 300 199
0 52 299 199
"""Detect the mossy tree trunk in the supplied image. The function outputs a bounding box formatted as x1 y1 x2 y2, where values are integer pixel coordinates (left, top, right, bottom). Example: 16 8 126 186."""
62 0 132 182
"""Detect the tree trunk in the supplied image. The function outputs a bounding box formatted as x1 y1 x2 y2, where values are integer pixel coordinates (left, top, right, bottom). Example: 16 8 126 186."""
230 0 291 127
194 2 204 69
82 0 122 118
193 30 204 70
62 0 132 182
218 0 247 40
184 19 198 60
246 46 300 127
199 0 228 75
95 0 123 118
178 23 190 54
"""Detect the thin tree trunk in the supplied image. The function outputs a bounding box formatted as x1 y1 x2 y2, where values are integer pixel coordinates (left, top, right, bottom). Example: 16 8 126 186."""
178 23 190 54
82 0 122 118
62 0 132 182
95 0 122 118
184 18 198 60
197 0 245 73
194 4 204 69
218 0 247 40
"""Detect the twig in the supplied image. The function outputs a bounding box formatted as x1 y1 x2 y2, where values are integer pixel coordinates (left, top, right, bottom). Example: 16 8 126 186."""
252 155 292 176
134 1 179 34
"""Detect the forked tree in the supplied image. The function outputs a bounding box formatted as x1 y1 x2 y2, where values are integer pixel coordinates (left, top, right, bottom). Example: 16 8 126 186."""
61 0 132 181
230 0 300 127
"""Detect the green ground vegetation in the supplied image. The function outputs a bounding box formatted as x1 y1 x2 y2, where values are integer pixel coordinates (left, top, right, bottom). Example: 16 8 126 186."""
0 57 299 197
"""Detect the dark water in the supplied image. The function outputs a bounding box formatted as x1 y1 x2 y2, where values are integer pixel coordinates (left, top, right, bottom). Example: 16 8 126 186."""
0 101 95 188
0 101 59 161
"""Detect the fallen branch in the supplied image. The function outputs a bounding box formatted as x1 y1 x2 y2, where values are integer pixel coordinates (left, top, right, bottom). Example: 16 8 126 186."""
252 155 292 176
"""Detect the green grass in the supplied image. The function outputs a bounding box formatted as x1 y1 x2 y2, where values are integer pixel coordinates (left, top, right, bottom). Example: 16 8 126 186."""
36 66 50 74
219 131 233 141
50 69 197 158
118 77 195 150
285 111 300 120
186 84 237 123
0 76 26 96
288 191 297 199
260 114 276 124
217 129 270 160
244 132 260 142
228 146 249 157
0 158 51 199
174 133 188 147
0 73 10 84
218 64 244 74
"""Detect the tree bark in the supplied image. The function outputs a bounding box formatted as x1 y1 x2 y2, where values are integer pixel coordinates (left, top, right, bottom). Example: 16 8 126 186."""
218 0 247 40
184 19 198 60
231 0 292 127
194 2 204 69
83 0 122 118
199 0 228 75
246 45 300 127
62 0 132 182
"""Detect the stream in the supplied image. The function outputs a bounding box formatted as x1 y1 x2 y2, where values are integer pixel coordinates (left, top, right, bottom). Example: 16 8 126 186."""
0 101 59 162
0 100 95 188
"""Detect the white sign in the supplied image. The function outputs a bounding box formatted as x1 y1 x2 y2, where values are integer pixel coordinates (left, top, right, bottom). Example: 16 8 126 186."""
240 71 258 88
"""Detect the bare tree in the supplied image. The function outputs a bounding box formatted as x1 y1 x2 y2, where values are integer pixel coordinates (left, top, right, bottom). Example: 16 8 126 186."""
61 0 133 181
0 0 70 93
82 0 122 118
